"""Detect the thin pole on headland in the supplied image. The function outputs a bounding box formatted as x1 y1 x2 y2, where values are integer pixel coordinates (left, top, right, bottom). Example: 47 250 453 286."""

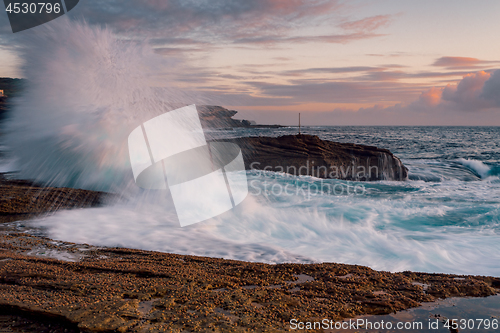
299 113 301 135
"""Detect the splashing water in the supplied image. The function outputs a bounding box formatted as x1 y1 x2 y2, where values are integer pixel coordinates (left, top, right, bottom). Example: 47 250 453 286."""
458 158 493 178
2 19 194 192
2 21 500 276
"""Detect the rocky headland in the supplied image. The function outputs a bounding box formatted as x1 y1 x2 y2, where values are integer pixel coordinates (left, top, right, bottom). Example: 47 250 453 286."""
0 78 24 99
197 105 282 129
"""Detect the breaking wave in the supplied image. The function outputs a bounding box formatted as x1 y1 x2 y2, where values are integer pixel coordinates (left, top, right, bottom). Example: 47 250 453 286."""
1 20 500 276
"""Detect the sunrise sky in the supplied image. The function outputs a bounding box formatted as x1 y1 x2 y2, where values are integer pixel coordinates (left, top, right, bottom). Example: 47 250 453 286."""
1 0 500 125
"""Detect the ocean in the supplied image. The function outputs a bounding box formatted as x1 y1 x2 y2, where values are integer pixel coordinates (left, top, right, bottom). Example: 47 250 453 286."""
2 125 500 276
2 21 499 277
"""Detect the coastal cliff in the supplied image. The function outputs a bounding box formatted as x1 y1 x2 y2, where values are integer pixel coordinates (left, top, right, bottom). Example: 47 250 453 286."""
197 105 253 128
197 105 282 128
227 134 408 181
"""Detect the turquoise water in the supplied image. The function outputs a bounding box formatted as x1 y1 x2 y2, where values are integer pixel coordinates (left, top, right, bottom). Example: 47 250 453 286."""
209 126 500 274
4 126 495 276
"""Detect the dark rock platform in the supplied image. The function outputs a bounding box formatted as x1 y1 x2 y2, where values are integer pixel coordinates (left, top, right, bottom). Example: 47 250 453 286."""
0 175 109 223
227 134 408 181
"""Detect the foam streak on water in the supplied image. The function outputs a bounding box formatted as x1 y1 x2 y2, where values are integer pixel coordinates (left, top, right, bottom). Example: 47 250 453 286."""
32 168 500 276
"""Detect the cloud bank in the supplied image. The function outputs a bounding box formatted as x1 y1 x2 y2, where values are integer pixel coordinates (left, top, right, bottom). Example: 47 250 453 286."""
63 0 388 47
328 70 500 125
231 69 500 126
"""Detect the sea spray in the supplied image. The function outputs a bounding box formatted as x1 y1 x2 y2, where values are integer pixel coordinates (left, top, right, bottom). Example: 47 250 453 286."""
2 19 196 192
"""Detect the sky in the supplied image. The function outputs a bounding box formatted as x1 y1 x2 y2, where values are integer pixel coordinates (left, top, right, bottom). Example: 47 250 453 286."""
0 0 499 125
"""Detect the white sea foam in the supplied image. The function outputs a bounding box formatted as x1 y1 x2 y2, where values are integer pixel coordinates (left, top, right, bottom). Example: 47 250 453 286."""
458 158 492 178
30 173 500 276
1 19 198 191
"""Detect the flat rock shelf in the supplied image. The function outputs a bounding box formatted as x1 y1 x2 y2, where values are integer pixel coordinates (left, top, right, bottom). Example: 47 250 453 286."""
0 231 499 333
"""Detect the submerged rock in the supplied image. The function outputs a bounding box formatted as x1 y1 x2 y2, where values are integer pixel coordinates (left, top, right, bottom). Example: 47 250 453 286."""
225 134 408 181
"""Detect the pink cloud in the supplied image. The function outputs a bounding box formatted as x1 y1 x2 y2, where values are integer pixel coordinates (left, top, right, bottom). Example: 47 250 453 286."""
398 71 496 112
482 69 500 107
417 87 443 106
209 68 500 125
433 56 499 69
363 70 500 124
340 15 392 32
236 32 385 45
315 70 500 124
440 71 492 108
